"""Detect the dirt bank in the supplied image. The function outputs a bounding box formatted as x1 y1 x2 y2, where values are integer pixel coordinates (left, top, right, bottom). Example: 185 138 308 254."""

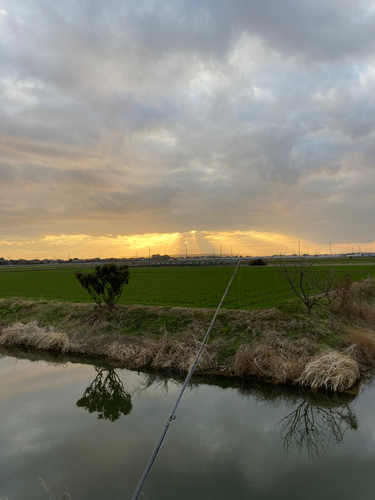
1 280 375 392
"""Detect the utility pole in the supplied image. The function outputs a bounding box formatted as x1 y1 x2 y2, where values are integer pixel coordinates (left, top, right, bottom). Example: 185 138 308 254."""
298 240 300 257
220 244 222 258
186 248 187 259
149 249 151 260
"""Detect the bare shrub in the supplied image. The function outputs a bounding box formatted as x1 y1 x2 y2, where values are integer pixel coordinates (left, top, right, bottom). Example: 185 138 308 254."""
336 275 369 319
278 258 340 314
344 329 375 368
297 350 359 392
338 273 354 311
0 321 69 352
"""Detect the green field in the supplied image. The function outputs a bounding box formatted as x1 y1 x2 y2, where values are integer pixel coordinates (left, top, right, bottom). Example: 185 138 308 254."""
0 264 375 310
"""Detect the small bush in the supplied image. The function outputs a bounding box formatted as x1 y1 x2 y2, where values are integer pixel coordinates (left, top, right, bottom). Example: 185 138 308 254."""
75 264 129 310
250 259 267 266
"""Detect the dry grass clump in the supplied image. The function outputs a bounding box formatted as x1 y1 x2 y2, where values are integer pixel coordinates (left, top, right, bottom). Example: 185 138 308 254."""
0 321 70 352
107 339 139 364
359 305 375 323
107 334 217 373
338 299 375 323
334 278 375 323
233 333 309 384
344 328 375 369
297 350 359 392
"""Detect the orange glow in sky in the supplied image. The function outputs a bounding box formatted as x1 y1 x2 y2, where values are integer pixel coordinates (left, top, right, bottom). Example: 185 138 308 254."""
1 231 375 260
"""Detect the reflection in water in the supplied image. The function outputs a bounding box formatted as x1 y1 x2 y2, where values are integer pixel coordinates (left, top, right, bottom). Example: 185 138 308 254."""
130 370 360 458
76 368 132 422
278 393 358 458
223 378 360 458
0 346 361 456
1 346 374 500
133 369 181 395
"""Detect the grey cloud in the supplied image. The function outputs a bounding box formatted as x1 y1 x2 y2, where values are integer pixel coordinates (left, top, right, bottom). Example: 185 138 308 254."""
0 163 111 187
89 184 177 215
1 0 375 246
69 0 375 63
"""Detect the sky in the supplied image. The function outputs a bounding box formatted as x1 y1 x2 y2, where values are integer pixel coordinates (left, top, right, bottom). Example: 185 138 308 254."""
1 0 375 259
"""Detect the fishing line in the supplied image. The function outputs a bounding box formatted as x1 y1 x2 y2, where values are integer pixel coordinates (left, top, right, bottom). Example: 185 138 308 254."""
131 258 242 500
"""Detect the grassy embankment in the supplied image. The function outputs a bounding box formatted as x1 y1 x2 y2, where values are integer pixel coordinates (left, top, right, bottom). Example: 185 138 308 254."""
1 268 375 391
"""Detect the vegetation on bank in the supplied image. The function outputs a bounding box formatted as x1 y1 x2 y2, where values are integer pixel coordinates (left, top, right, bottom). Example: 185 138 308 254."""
75 263 130 310
1 277 375 391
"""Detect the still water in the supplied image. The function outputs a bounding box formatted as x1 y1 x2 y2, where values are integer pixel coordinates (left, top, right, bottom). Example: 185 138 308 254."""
0 347 375 500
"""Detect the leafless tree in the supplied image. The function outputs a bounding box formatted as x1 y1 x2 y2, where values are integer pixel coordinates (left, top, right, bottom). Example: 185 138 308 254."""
278 258 341 314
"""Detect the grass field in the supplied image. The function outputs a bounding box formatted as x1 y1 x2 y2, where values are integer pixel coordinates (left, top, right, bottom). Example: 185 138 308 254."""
1 264 375 310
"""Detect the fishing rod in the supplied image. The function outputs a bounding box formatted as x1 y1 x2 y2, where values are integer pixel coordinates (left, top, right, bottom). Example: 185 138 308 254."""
131 258 242 500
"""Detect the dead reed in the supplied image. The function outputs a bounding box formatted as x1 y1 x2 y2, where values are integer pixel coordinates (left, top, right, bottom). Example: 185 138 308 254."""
107 334 217 373
0 321 70 352
38 477 72 500
297 350 359 392
233 333 310 384
334 278 375 323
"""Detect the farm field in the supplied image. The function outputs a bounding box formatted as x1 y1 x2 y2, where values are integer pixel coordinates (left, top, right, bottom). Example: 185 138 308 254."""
1 264 375 310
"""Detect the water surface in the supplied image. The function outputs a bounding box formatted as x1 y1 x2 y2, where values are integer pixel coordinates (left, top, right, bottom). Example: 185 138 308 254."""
0 348 375 500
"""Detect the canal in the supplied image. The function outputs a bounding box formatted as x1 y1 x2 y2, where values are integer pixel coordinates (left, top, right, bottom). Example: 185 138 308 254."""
1 347 374 499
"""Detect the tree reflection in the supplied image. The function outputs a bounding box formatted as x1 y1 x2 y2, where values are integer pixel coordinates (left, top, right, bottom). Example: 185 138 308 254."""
278 394 358 458
76 368 132 422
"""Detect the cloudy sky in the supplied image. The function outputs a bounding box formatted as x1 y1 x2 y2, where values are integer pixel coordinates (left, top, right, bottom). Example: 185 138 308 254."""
1 0 375 258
